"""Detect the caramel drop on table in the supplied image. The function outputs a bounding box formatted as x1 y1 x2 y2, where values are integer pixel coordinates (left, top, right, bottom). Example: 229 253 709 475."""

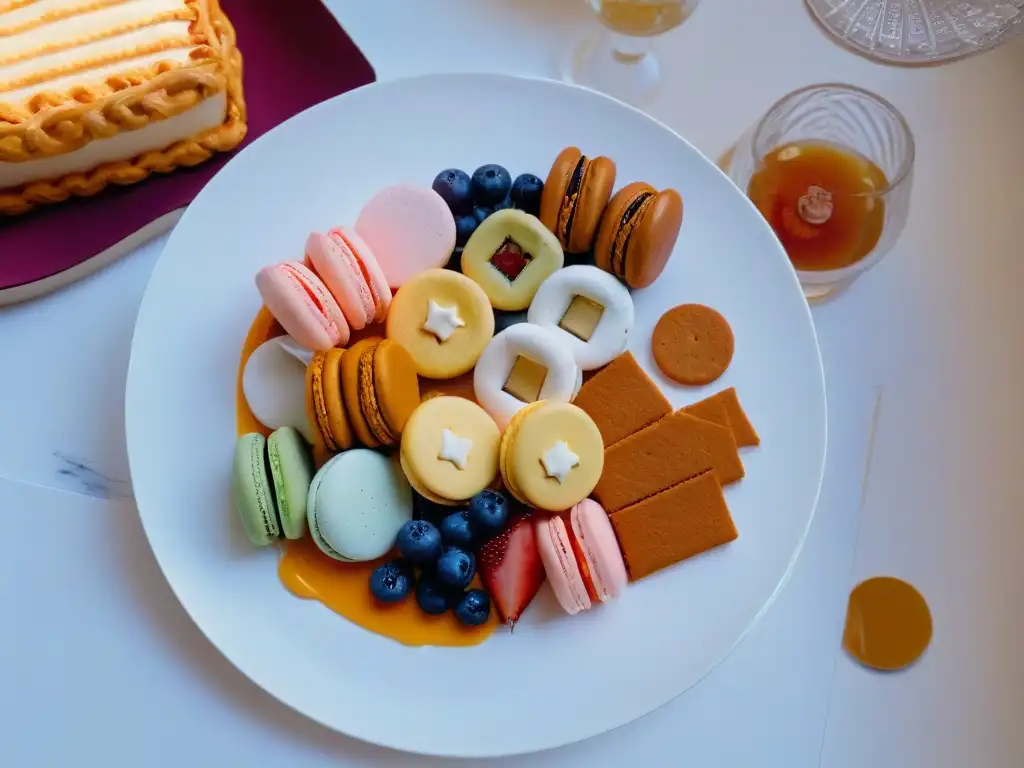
843 576 932 671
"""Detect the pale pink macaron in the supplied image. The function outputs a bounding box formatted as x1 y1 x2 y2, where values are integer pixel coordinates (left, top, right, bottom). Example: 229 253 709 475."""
354 183 456 288
535 499 628 616
305 227 392 330
255 261 350 352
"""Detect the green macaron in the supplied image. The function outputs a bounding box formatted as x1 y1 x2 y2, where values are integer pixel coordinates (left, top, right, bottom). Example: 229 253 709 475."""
233 427 314 546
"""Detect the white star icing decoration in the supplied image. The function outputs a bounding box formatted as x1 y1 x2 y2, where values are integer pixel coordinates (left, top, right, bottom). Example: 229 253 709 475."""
423 300 465 342
438 429 472 470
541 441 579 484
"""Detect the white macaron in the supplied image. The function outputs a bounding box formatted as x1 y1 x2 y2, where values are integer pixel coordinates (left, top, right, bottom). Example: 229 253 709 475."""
242 335 313 442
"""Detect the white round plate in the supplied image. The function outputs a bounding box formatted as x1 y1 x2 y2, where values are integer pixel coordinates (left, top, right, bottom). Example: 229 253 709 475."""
126 74 826 758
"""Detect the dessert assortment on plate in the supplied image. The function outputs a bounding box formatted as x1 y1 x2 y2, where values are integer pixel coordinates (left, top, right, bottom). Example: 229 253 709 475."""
0 0 246 215
233 147 762 646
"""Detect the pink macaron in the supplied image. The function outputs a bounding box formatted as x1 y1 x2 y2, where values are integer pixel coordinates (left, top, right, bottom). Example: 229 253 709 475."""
535 499 628 616
255 261 350 352
305 227 391 330
355 183 456 288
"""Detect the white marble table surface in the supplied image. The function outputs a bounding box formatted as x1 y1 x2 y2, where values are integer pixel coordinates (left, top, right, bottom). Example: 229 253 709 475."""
2 1 1023 765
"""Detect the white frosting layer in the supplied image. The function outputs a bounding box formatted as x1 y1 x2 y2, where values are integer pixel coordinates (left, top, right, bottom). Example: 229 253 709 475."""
0 0 222 191
0 90 224 188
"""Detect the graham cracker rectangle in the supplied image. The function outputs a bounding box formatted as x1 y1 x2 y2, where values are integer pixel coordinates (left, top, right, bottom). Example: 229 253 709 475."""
610 471 738 581
572 351 672 448
683 387 759 447
593 410 743 513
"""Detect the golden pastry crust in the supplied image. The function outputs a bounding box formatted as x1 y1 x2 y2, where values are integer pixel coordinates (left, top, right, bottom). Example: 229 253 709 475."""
0 0 247 215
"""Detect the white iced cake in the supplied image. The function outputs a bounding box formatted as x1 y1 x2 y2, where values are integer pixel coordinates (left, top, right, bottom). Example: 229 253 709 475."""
0 0 246 214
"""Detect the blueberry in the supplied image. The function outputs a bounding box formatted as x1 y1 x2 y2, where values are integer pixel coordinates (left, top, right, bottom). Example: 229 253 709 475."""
432 169 473 215
454 589 492 626
472 205 492 225
439 510 474 548
436 546 476 590
395 520 443 565
471 164 512 206
492 194 513 212
493 309 528 334
455 214 478 248
415 573 453 615
467 489 509 538
510 173 544 216
369 559 413 604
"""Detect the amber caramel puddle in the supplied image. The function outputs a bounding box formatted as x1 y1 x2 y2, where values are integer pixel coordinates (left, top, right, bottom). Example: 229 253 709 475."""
843 576 931 671
236 307 497 647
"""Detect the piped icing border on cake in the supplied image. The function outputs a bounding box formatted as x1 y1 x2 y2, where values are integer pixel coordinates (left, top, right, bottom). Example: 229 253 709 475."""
0 0 246 214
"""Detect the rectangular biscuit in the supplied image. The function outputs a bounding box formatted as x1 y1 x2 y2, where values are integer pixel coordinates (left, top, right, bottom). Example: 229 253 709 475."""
593 410 743 513
572 351 672 448
683 387 759 447
610 471 738 581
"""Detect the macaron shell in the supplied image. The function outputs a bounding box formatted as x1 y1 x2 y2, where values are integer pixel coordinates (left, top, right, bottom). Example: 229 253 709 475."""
342 337 383 448
255 262 350 351
594 181 656 275
373 339 422 440
400 396 500 502
355 184 456 288
305 231 374 330
335 227 393 323
322 347 354 450
508 402 604 512
571 499 627 601
242 336 313 442
306 450 413 562
399 452 462 506
232 433 279 546
539 146 582 237
535 514 591 615
386 269 494 378
266 427 315 540
498 400 545 505
305 351 337 454
627 189 684 289
568 155 616 254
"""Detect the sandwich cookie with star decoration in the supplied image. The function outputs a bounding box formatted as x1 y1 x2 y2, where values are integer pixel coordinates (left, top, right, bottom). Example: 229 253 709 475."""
386 269 494 379
400 396 502 505
499 401 604 512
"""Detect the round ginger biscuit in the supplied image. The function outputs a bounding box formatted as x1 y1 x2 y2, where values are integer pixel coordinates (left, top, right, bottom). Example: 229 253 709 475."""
651 304 734 386
843 576 932 671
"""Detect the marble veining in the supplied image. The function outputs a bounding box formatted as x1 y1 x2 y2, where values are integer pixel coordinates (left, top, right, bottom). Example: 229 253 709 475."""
53 452 132 500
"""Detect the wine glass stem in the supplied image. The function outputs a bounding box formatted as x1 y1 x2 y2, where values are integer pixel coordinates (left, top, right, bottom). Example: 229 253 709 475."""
609 32 650 61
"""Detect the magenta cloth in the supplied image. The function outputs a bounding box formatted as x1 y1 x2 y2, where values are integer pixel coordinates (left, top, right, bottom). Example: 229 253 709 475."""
0 0 375 291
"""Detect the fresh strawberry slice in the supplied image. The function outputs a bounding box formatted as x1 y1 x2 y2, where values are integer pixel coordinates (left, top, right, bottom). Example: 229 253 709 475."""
478 513 545 630
489 239 532 282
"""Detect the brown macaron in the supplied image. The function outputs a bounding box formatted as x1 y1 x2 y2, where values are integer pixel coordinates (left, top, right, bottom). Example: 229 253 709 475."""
341 337 421 448
594 181 683 289
539 146 616 254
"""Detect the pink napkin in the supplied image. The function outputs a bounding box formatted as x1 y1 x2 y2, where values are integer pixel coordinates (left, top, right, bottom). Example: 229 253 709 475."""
0 0 375 292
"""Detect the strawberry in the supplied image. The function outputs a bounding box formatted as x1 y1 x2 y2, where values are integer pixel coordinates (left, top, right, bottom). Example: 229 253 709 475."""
478 513 545 630
489 239 532 281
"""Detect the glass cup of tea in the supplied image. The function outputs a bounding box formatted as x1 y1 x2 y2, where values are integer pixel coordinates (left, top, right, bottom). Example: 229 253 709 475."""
725 84 915 301
565 0 702 105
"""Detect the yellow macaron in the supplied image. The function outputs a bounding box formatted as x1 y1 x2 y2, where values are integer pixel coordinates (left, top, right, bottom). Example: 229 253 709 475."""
386 269 494 379
499 401 604 512
400 396 501 504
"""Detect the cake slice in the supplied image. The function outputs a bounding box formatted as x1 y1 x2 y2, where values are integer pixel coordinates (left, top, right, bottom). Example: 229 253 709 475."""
0 0 246 215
